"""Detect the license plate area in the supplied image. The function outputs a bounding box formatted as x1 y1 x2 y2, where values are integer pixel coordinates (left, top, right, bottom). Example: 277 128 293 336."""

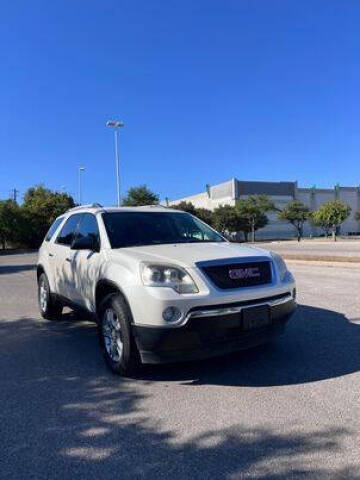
242 305 271 330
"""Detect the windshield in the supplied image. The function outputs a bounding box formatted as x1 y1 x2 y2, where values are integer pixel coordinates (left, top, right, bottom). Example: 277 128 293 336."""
102 211 225 249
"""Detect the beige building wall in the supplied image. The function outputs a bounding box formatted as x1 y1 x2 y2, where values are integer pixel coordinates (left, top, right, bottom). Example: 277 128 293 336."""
168 180 236 211
297 188 335 236
241 194 294 240
169 179 360 239
338 187 360 234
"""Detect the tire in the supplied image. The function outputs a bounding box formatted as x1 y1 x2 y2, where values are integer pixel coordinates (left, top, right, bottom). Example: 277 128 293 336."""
98 293 140 376
38 272 63 320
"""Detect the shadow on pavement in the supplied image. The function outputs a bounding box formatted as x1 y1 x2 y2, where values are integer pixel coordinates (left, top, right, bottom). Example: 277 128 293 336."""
138 304 360 386
0 264 36 275
1 305 359 479
0 249 37 256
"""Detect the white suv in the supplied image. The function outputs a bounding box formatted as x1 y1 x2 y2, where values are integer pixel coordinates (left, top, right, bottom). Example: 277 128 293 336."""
37 204 296 375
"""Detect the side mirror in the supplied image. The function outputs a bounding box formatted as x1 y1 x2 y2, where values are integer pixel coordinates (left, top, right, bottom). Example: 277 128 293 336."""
71 235 98 251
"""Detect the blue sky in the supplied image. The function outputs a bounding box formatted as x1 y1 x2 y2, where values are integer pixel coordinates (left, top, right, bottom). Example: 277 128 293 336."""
1 1 359 205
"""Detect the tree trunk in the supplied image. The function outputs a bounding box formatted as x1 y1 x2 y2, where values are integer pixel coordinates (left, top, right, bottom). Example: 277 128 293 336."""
251 220 255 243
297 223 303 242
332 226 336 242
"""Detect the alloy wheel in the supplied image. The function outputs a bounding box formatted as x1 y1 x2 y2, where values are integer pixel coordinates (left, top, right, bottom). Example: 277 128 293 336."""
39 281 48 312
102 308 123 362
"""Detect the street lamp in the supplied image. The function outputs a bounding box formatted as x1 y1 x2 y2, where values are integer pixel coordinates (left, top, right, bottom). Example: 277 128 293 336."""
106 120 124 207
78 167 85 205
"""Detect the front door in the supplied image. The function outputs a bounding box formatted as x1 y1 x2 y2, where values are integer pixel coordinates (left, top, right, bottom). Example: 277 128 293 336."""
70 213 102 310
52 213 84 300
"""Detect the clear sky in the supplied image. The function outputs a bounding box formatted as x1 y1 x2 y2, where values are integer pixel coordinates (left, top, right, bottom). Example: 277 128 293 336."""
1 1 359 205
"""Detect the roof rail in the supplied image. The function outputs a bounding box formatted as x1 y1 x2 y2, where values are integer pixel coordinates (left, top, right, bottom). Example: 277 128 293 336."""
135 204 169 209
66 203 103 213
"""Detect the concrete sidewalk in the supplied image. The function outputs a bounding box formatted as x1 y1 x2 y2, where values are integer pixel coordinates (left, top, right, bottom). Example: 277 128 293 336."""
254 239 360 263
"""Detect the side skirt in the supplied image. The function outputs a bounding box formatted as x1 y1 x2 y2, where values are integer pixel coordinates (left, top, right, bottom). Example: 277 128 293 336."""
56 294 98 323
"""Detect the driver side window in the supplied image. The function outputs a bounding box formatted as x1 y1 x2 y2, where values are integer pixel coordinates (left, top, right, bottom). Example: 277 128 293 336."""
55 214 83 246
76 213 100 250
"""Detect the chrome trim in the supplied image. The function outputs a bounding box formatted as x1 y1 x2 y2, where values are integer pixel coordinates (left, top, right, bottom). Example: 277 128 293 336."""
133 292 295 329
195 256 272 268
186 293 293 320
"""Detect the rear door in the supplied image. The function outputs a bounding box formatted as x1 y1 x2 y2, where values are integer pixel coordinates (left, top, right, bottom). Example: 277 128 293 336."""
39 216 65 289
52 213 84 299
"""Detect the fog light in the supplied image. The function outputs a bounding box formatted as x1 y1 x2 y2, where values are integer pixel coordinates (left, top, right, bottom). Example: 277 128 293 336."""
162 306 182 323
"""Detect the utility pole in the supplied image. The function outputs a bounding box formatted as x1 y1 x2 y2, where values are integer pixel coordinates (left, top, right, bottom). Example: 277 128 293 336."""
106 120 125 206
78 167 85 205
12 188 19 204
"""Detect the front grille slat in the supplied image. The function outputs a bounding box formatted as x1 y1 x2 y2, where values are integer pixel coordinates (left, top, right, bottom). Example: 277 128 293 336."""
201 261 272 289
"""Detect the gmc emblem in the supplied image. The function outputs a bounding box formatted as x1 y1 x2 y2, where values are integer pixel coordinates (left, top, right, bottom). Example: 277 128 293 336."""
229 267 261 280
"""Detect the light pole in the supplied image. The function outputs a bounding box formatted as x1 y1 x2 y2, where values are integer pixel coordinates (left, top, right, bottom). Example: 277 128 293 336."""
78 167 85 205
106 120 124 206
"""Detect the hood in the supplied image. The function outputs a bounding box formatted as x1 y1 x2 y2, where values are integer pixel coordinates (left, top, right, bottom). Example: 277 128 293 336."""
112 242 271 268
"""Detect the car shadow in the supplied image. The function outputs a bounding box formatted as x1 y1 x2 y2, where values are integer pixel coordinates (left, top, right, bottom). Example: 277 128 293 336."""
1 309 360 479
136 304 360 387
19 302 360 388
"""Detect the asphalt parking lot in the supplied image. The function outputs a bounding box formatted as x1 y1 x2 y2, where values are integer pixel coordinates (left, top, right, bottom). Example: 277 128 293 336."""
1 253 360 479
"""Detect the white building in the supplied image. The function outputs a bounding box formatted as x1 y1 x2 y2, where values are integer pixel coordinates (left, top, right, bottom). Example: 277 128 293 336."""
169 179 360 240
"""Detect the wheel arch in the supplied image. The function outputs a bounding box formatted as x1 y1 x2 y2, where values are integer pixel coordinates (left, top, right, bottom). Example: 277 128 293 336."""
95 279 132 318
36 264 45 281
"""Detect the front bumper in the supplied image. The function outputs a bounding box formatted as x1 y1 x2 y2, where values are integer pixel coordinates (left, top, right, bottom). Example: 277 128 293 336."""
132 294 296 364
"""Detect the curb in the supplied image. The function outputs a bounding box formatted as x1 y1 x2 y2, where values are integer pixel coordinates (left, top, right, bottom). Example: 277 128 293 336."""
282 254 360 263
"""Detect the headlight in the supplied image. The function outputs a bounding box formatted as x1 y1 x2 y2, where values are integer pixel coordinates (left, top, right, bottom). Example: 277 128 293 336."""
140 263 199 294
270 252 289 282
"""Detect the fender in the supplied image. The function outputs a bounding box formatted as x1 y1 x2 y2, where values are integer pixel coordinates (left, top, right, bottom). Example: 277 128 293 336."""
95 278 133 322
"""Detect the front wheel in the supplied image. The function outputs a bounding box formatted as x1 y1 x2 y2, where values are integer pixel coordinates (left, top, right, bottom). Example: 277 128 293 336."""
38 273 63 320
98 293 140 376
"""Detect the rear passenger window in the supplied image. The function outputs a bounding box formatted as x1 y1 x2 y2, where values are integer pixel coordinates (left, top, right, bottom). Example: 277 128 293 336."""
45 217 64 242
56 214 83 246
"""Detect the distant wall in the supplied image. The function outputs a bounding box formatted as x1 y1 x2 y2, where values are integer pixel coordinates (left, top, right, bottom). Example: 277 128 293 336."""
168 180 235 210
169 178 360 239
338 187 360 234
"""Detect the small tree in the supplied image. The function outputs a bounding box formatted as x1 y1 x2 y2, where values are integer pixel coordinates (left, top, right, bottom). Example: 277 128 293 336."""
122 185 159 206
0 200 23 249
21 185 75 247
278 200 311 242
171 201 197 215
212 205 248 240
194 207 213 226
236 195 275 242
238 213 268 242
311 211 331 237
171 203 213 226
312 200 351 241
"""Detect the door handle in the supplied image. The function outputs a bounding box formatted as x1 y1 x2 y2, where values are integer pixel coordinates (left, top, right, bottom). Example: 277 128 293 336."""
48 253 54 257
65 257 72 262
